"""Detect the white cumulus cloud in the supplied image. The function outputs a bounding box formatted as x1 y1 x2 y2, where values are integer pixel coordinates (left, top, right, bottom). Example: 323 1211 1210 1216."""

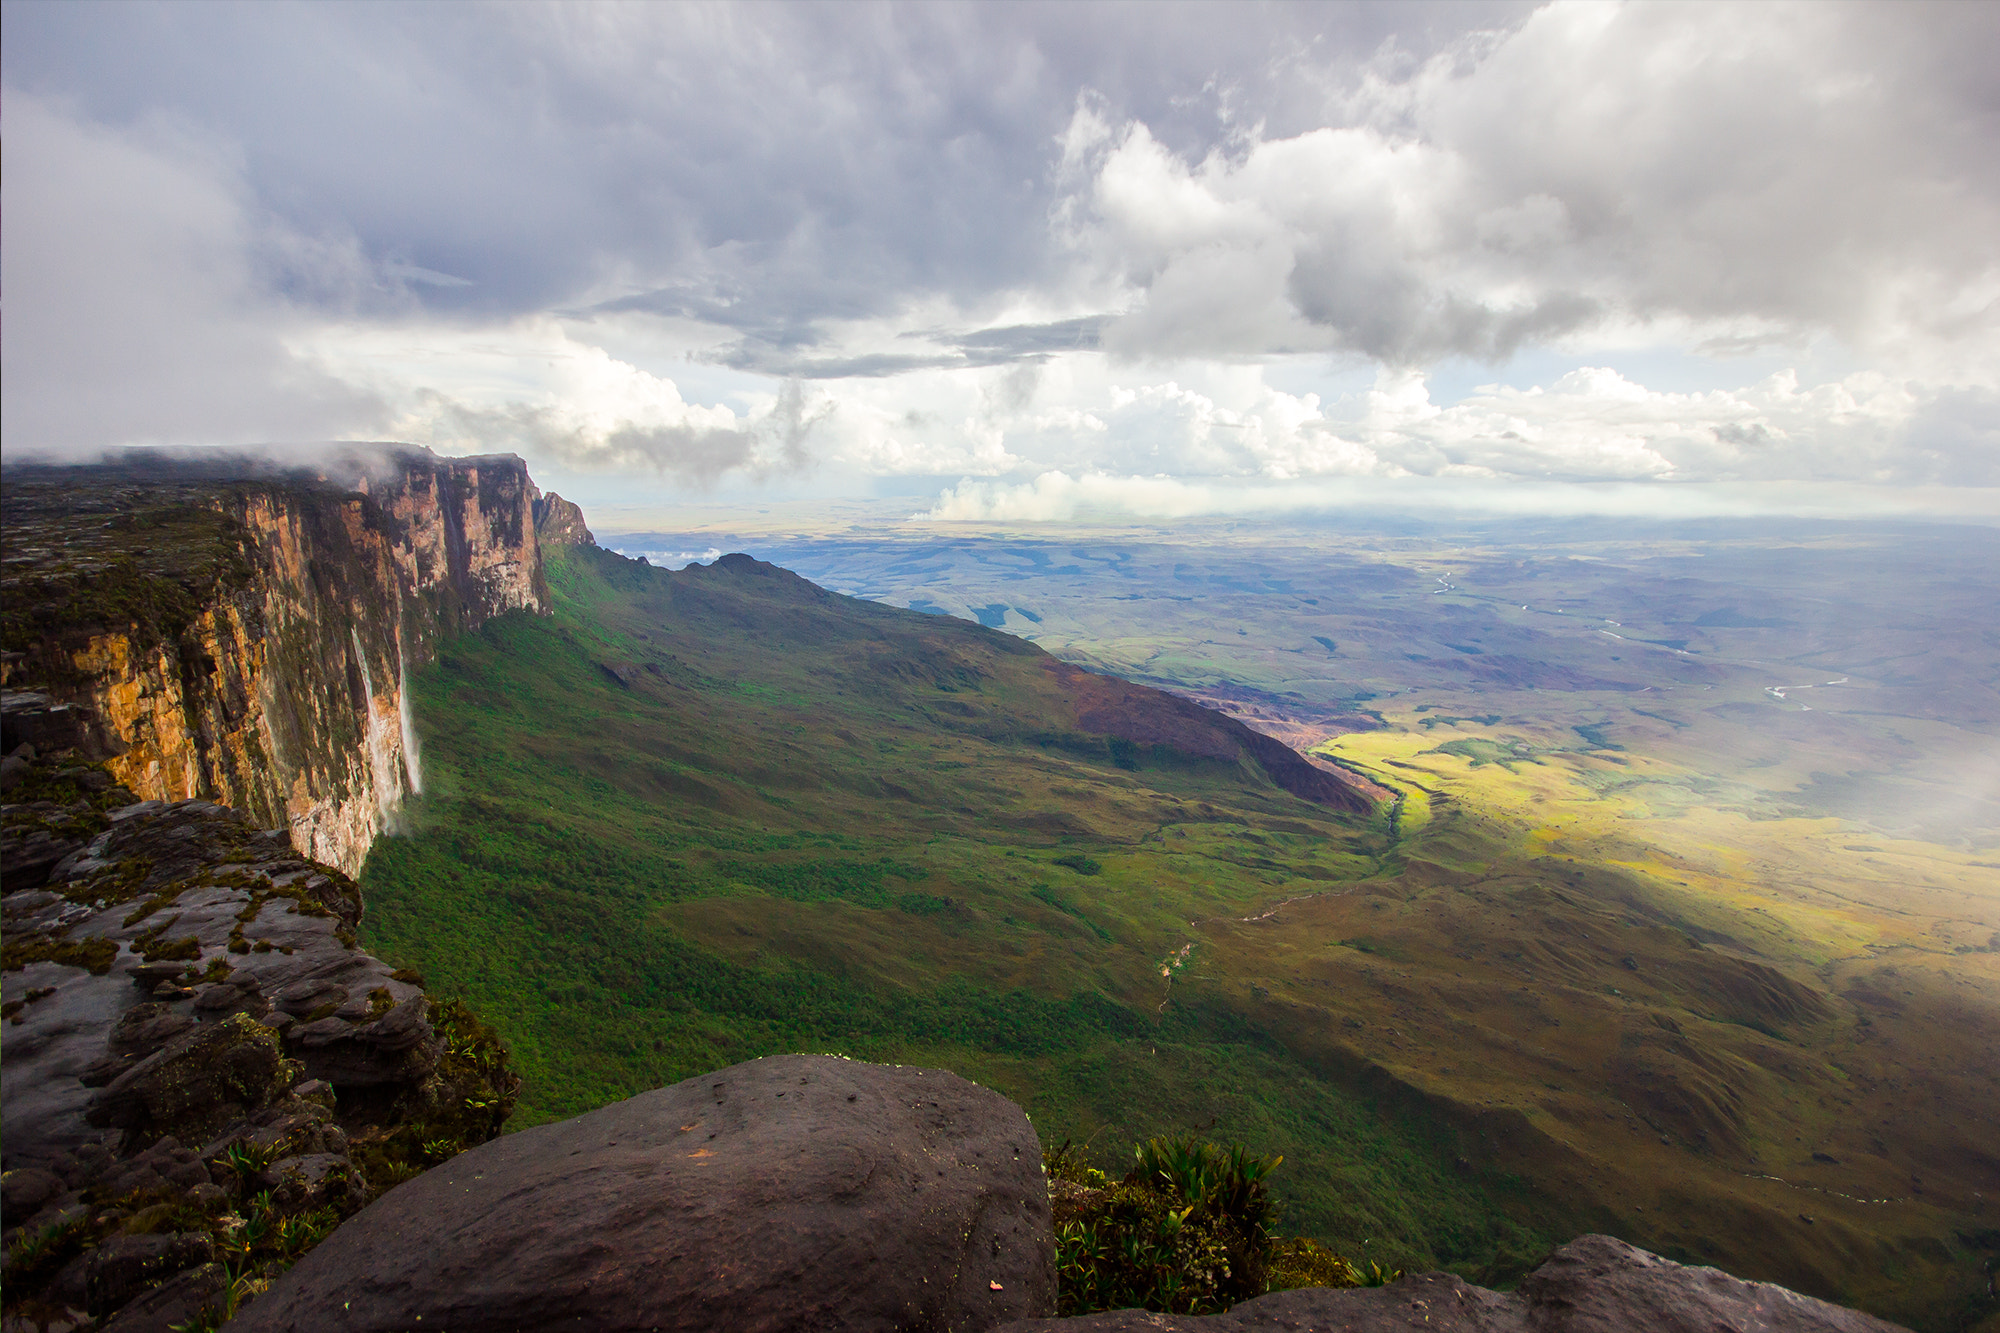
1063 2 2000 375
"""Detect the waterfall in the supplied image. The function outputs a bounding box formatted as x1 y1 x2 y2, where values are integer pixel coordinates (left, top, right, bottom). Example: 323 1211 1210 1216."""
396 623 424 794
351 628 403 825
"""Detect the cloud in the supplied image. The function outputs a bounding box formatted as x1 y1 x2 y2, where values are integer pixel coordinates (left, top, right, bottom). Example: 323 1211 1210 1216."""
1064 2 2000 371
4 3 1993 494
1 2 1540 366
376 328 829 486
608 546 725 571
8 2 1093 330
0 93 386 454
919 469 2000 525
923 471 1222 523
949 317 1106 359
804 355 1982 489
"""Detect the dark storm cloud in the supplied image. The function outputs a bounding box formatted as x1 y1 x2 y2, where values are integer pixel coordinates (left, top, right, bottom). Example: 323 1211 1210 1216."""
1073 1 2000 368
1285 249 1601 366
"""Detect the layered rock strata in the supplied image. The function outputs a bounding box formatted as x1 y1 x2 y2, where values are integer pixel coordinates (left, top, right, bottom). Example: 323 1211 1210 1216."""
1 740 519 1332
2 447 553 875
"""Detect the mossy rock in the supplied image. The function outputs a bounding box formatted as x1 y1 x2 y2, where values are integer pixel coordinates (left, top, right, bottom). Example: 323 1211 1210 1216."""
2 934 119 975
86 1012 302 1147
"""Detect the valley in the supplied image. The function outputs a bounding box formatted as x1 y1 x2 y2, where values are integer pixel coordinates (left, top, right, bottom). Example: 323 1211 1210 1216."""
361 518 2000 1331
359 546 1553 1281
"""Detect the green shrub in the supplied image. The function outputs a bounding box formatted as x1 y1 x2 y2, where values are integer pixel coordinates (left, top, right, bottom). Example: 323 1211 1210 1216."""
138 931 203 963
3 1217 94 1290
1049 1134 1377 1315
1049 1133 1282 1315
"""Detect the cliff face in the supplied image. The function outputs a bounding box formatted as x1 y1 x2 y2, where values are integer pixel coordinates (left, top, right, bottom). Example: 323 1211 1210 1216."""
1 448 550 874
530 490 596 547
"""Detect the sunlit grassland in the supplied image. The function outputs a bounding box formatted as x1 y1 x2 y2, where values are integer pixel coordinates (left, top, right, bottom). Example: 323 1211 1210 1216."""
1317 715 1998 957
1306 713 2000 1327
359 547 1555 1279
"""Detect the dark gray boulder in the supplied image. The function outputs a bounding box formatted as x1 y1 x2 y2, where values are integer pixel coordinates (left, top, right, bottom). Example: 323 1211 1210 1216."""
99 1262 227 1333
260 1152 369 1214
286 995 439 1088
1516 1234 1911 1331
228 1053 1055 1333
85 1232 215 1318
0 1164 65 1218
992 1235 1909 1333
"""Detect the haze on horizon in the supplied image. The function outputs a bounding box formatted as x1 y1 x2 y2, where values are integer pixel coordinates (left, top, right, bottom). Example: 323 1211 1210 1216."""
4 0 1997 522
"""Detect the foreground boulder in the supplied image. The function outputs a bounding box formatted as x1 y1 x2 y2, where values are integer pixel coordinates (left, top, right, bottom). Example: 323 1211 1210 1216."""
229 1053 1055 1333
995 1234 1910 1333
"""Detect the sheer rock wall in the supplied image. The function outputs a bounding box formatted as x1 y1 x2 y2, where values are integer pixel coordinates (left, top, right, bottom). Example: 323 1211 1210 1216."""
1 448 550 875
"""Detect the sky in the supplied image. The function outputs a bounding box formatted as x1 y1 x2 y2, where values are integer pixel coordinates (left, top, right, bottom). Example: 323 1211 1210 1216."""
5 0 1998 522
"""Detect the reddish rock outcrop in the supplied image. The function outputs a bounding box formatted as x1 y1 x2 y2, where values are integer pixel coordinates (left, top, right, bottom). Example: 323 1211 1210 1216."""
531 490 596 547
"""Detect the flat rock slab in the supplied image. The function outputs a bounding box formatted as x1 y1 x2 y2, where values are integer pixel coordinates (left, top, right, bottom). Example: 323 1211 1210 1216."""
229 1053 1055 1333
994 1236 1910 1333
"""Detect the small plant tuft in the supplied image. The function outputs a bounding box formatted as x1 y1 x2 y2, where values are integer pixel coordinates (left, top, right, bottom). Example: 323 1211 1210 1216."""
1049 1134 1378 1315
1048 1132 1319 1316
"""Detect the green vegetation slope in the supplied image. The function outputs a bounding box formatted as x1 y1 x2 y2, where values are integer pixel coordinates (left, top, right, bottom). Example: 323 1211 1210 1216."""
360 545 1555 1280
360 544 1999 1328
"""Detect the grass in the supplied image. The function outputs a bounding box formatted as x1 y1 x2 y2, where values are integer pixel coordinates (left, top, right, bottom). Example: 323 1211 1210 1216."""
1304 718 2000 1327
357 543 2000 1326
359 546 1554 1277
